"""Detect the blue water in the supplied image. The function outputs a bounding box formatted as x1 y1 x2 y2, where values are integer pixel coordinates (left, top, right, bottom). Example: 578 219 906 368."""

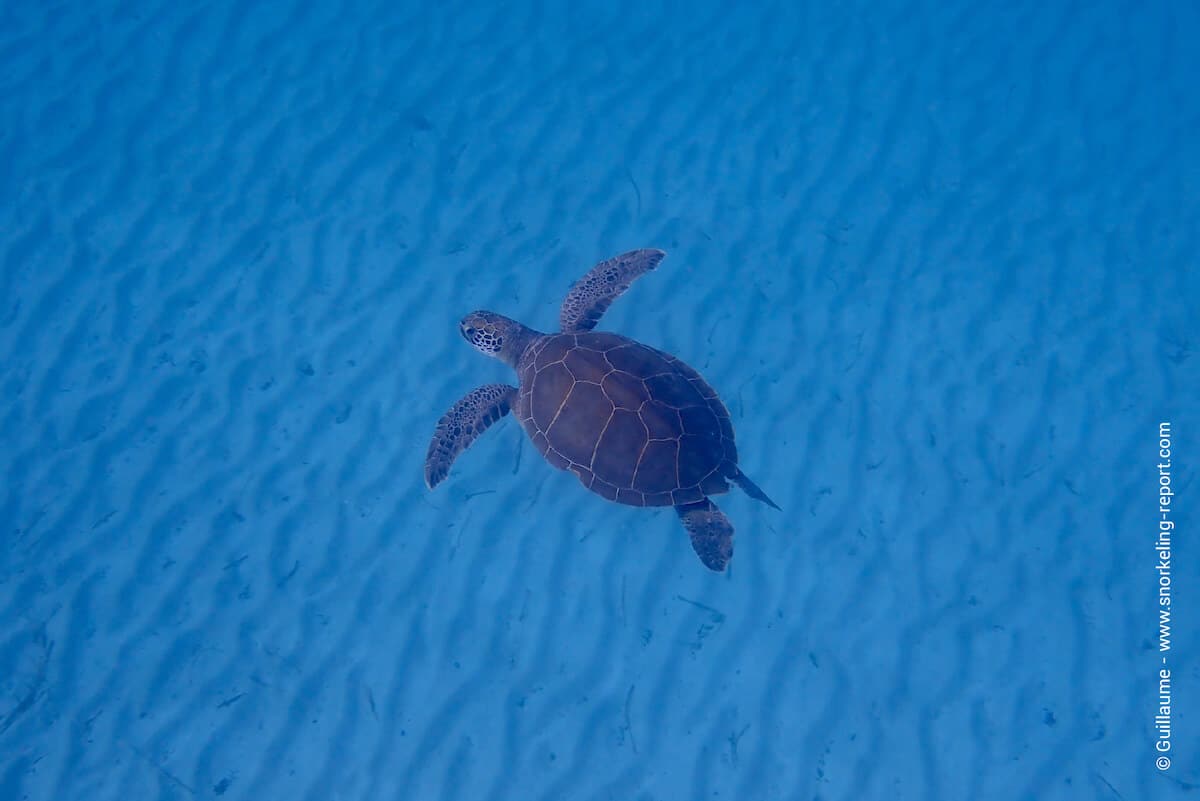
2 1 1197 799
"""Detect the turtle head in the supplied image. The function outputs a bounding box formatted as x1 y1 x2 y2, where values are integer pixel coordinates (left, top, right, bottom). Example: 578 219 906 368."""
460 311 535 368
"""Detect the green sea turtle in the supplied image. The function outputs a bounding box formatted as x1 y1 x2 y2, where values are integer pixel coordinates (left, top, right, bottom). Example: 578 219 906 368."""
424 249 778 571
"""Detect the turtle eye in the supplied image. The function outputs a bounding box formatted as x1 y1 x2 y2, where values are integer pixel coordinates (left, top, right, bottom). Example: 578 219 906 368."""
462 326 476 340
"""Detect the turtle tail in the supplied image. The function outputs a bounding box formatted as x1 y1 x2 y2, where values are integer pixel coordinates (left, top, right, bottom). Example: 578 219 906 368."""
731 468 781 511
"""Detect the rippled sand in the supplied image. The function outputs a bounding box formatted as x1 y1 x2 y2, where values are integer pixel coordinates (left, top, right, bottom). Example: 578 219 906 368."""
1 1 1197 799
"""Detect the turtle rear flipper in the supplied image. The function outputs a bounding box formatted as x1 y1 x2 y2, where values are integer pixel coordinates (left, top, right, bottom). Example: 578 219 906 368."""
559 248 665 333
425 384 517 489
676 499 734 571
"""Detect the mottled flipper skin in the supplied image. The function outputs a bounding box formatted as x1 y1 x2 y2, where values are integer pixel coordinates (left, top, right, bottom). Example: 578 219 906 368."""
676 499 734 571
559 248 666 333
425 384 517 489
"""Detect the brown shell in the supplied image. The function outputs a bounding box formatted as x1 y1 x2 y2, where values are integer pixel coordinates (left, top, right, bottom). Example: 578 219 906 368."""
515 332 736 507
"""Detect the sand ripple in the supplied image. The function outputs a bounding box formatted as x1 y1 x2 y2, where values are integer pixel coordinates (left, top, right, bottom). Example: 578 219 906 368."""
1 1 1197 800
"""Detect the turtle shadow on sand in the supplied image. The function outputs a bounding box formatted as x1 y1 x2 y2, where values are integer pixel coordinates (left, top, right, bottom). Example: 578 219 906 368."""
424 249 778 572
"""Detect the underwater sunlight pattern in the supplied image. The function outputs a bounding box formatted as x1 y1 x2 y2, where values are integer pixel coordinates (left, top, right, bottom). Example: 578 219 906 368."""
1 1 1197 799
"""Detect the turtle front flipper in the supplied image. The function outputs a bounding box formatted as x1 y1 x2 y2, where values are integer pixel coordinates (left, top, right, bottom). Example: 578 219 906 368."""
676 499 734 571
425 384 517 489
559 249 666 333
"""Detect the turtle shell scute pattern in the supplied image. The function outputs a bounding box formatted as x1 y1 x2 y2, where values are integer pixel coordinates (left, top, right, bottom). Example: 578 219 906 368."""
516 332 736 507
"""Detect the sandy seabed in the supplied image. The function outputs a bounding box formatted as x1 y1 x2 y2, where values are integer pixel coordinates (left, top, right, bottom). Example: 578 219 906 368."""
1 1 1197 800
